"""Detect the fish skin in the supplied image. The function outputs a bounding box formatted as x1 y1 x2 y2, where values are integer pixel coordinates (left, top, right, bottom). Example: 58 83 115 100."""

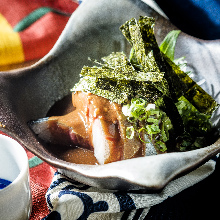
29 116 91 148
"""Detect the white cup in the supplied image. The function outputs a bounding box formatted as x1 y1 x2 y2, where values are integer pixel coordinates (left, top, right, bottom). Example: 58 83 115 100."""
0 134 32 220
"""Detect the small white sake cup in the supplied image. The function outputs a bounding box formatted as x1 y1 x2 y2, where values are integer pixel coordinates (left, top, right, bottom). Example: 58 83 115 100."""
0 134 32 220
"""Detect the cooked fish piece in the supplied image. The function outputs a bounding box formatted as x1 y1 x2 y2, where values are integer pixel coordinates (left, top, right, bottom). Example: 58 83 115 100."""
29 91 160 164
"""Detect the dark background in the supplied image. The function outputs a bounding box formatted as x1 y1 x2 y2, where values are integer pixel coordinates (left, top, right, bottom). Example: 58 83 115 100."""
155 0 220 40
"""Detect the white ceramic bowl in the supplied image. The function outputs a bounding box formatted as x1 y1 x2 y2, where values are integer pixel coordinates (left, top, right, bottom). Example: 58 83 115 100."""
0 134 32 220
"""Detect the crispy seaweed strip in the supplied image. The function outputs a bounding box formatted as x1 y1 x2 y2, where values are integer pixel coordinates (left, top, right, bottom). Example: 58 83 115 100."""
120 16 185 137
97 78 162 103
71 15 219 152
80 66 164 82
120 16 182 101
73 75 163 104
163 55 219 115
156 96 185 146
120 17 160 72
121 16 219 115
73 49 167 104
101 52 130 68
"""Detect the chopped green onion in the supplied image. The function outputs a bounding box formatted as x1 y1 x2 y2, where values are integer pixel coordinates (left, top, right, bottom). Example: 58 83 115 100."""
126 126 135 139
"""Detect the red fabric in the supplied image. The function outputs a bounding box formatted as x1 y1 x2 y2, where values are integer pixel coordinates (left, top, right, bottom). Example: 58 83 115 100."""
0 131 56 219
0 0 78 26
19 12 69 61
0 0 79 63
29 162 56 219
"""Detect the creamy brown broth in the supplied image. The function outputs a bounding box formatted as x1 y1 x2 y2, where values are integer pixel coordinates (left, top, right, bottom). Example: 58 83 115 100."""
46 92 121 164
46 143 99 165
46 94 99 164
45 92 145 164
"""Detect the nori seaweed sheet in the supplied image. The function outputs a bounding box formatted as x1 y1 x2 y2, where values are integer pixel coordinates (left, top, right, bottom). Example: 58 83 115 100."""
72 16 219 150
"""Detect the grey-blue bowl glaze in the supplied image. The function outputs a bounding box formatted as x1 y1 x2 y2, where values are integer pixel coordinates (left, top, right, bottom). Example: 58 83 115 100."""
0 0 220 190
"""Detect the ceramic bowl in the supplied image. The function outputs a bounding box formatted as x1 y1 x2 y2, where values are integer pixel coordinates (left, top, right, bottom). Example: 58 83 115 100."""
0 0 220 190
0 134 32 220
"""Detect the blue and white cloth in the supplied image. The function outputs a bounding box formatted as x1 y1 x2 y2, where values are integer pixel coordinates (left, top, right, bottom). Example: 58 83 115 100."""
44 155 218 220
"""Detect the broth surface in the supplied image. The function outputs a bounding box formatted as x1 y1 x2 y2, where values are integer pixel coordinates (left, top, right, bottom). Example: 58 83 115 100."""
46 94 99 165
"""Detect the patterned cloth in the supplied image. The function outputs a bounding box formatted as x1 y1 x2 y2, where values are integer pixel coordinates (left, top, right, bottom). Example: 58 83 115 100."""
43 157 217 219
26 149 57 219
0 0 79 69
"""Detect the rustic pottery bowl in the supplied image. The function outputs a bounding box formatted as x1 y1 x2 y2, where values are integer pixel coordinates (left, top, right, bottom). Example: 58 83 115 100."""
0 0 220 190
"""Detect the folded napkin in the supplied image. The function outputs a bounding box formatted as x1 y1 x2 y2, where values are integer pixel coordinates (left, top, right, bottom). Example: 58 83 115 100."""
43 156 218 220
